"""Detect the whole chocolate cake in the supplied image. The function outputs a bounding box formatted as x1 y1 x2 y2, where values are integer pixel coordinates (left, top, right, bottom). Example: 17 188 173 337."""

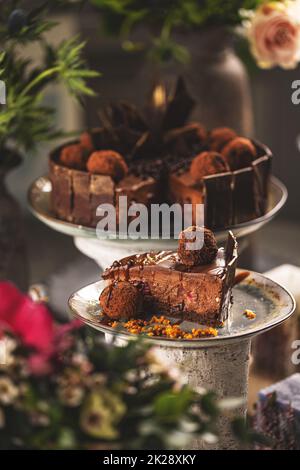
100 228 238 324
50 78 272 230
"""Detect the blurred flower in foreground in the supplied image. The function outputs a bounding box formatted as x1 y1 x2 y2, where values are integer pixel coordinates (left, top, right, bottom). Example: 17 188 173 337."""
0 282 54 352
80 390 126 440
0 377 18 405
240 1 300 69
0 282 255 449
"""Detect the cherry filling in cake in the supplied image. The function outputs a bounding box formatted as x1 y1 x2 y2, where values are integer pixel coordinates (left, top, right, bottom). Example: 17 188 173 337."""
100 227 238 324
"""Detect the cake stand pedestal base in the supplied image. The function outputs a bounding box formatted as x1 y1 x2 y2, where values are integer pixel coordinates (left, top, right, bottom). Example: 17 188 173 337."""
157 339 251 450
105 333 251 450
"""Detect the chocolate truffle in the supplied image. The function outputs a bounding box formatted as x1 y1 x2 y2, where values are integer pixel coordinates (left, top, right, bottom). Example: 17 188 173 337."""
87 150 128 182
99 281 143 319
190 151 230 182
208 127 237 152
178 226 218 267
222 137 256 171
60 144 87 170
80 131 95 152
165 122 207 154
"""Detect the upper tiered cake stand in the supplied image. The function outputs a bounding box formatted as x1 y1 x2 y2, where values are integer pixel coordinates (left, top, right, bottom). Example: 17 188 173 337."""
28 174 287 269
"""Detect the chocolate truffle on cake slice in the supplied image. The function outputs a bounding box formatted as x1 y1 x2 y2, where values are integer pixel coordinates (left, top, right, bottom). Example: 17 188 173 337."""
102 228 238 324
178 226 218 266
99 280 143 319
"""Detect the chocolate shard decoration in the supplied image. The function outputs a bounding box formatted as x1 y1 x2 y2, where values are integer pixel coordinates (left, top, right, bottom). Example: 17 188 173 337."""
116 174 160 227
72 171 92 226
100 102 147 132
112 126 142 155
49 148 74 222
162 77 196 131
203 172 233 229
89 128 119 151
50 149 115 228
225 230 238 265
220 231 238 323
90 175 115 227
253 153 272 215
130 131 159 160
232 167 257 224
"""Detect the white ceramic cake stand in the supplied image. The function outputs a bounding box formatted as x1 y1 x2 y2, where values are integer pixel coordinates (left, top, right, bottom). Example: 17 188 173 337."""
68 271 295 450
28 176 287 270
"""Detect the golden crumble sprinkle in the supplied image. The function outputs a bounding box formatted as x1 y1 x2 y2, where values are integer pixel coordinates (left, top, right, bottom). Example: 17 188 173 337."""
106 315 218 339
243 309 256 320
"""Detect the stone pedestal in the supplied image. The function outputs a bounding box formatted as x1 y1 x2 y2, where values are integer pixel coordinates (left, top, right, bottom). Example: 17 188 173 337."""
105 333 251 450
156 340 251 450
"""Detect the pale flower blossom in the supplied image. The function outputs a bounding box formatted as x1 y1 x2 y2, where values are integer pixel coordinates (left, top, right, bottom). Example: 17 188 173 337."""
58 385 84 407
241 1 300 69
0 377 18 405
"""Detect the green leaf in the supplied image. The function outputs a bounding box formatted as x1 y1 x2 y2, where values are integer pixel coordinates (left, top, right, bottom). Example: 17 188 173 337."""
90 0 268 64
154 387 193 421
200 392 220 418
0 24 100 152
57 428 77 449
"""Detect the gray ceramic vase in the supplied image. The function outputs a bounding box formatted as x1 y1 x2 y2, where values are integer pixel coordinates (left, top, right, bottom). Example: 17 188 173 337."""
141 28 253 136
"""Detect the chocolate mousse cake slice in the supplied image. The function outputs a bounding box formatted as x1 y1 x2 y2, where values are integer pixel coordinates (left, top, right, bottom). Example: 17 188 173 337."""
102 228 238 324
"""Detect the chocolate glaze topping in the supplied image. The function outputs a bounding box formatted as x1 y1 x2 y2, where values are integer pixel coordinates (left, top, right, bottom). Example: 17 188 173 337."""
103 240 234 280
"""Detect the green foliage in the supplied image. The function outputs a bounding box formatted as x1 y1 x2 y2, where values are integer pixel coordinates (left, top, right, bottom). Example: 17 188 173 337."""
0 328 249 450
0 1 99 155
90 0 273 63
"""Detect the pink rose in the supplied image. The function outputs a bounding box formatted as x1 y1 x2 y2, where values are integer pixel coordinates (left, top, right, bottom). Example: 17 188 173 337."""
0 282 84 375
0 281 54 352
245 3 300 69
28 353 54 376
